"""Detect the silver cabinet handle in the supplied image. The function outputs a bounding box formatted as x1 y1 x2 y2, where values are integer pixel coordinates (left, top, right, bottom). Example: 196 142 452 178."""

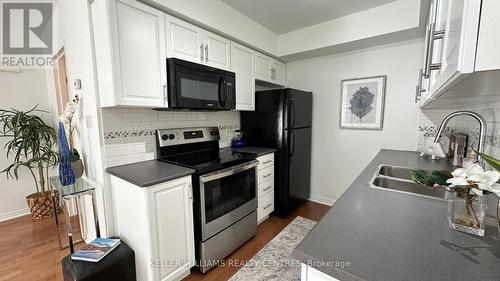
424 22 445 77
263 185 272 192
200 44 204 62
205 44 208 63
263 203 273 210
415 68 426 103
262 160 272 165
263 173 272 178
163 84 167 102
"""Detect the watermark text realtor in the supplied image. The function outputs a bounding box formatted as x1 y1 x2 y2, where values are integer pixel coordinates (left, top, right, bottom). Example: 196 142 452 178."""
1 1 53 68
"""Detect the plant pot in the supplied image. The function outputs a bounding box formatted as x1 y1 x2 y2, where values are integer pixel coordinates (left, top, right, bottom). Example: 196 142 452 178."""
71 159 84 178
447 189 488 236
26 191 59 220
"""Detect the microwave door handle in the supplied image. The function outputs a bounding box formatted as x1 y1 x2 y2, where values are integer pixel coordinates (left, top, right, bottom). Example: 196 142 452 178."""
218 77 224 106
223 80 228 106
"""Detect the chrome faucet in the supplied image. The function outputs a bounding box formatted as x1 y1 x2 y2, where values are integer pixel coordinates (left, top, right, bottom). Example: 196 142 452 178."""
434 110 487 162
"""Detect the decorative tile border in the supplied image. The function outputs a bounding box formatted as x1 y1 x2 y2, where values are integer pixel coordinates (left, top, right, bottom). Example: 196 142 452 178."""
104 124 240 140
105 130 155 139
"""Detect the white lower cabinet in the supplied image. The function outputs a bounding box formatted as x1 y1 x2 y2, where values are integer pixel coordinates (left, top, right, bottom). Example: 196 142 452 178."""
256 153 275 224
301 264 341 281
111 175 195 281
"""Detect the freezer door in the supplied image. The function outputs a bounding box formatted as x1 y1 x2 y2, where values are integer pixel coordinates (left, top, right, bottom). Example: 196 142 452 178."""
284 89 312 129
286 127 311 211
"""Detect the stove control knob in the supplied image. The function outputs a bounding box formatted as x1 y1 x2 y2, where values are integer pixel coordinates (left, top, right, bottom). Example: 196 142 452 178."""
168 134 175 140
161 134 169 141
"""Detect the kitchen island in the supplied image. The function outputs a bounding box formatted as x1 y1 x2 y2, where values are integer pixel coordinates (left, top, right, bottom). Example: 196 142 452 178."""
294 149 500 281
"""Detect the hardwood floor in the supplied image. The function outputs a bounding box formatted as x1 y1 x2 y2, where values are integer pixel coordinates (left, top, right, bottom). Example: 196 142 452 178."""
0 201 330 281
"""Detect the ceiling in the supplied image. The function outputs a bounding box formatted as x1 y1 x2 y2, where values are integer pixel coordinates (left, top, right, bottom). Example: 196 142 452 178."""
221 0 398 34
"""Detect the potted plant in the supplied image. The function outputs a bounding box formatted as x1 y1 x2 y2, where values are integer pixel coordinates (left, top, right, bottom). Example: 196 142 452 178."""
0 106 60 219
60 96 84 178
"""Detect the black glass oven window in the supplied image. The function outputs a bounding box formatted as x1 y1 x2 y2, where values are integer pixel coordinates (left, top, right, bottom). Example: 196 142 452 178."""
204 167 255 223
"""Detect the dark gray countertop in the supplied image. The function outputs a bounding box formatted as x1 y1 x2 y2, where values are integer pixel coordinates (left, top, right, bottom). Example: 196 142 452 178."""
223 146 277 156
106 160 195 187
293 149 500 281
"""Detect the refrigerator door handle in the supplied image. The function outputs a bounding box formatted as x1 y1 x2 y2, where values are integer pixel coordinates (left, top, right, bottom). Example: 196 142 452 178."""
289 130 296 159
289 97 296 128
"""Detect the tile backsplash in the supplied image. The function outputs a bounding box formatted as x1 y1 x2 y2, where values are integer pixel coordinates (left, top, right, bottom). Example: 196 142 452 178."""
102 109 240 167
417 101 500 165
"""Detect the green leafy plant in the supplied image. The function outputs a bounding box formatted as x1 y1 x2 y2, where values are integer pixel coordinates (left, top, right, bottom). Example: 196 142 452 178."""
0 106 60 193
409 169 452 186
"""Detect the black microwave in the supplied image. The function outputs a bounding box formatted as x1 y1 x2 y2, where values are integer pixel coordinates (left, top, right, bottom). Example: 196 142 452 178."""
166 58 236 110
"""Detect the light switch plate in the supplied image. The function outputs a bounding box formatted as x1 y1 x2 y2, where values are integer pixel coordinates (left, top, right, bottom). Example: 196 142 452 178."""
86 115 93 128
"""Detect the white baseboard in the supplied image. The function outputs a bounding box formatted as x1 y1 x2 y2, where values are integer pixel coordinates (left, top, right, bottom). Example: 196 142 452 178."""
308 194 337 206
0 208 30 222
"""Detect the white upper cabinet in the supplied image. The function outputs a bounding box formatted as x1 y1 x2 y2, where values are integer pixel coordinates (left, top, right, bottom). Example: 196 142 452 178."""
165 15 204 64
254 53 285 86
254 53 272 82
437 0 480 89
419 0 500 107
165 16 230 70
231 42 255 111
205 31 231 70
92 0 167 107
272 60 285 85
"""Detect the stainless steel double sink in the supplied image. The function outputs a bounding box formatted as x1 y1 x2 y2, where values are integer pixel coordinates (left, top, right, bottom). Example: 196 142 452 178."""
369 165 447 201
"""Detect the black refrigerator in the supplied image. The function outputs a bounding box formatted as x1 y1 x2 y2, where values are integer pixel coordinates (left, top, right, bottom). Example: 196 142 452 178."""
241 88 312 218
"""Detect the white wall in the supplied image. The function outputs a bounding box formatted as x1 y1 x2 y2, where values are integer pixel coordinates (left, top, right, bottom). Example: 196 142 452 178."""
0 70 52 221
50 0 110 237
286 39 423 203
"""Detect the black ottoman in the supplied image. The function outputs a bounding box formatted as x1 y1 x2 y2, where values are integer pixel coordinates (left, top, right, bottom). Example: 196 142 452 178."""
61 238 136 281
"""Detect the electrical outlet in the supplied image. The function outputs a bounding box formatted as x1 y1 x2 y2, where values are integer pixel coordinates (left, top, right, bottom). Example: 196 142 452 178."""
86 115 93 128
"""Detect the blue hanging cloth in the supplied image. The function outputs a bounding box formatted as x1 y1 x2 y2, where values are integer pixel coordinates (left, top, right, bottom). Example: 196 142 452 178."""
58 122 75 186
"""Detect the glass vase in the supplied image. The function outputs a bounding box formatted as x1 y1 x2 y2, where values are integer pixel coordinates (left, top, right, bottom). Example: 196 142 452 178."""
447 189 488 237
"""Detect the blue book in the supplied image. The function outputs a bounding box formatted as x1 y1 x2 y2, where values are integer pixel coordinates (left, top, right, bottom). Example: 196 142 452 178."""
71 238 121 262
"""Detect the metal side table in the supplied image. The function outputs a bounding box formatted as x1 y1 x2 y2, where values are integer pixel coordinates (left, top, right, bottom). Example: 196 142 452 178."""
49 177 101 253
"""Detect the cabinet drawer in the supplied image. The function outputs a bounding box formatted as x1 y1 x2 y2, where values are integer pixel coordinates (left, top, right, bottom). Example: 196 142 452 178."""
257 153 274 170
257 166 274 184
258 178 274 198
257 191 274 223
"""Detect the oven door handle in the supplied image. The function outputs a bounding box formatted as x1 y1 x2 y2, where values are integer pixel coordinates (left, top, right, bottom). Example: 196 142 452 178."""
200 160 258 183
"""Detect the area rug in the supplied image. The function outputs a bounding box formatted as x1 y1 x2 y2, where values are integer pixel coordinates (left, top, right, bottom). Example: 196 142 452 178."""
229 216 317 281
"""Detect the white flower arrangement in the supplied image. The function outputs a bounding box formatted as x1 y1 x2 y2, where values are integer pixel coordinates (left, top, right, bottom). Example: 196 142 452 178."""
59 95 79 150
446 163 500 196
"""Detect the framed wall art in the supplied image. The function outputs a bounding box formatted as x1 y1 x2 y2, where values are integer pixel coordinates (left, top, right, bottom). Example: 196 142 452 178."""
339 75 386 130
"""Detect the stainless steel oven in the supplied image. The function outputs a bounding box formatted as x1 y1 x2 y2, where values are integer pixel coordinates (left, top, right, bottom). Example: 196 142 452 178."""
199 160 258 241
156 127 258 273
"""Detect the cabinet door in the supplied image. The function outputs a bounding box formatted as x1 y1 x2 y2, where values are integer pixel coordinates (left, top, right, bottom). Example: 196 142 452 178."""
166 15 204 64
254 53 271 82
438 0 480 89
114 0 166 106
231 42 255 111
205 31 230 70
147 177 195 281
272 60 285 85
